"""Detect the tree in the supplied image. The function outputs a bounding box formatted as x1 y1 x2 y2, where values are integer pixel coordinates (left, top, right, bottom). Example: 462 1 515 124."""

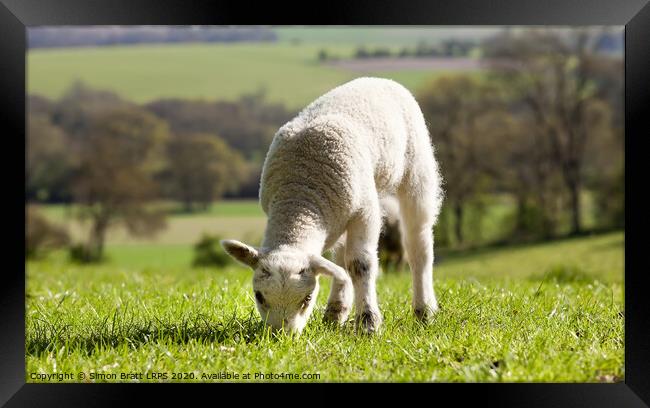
483 28 618 235
317 49 329 61
71 108 169 261
582 100 622 229
52 81 133 139
26 114 76 202
162 133 249 212
26 206 70 259
486 109 565 239
355 46 370 59
418 75 504 246
145 91 293 162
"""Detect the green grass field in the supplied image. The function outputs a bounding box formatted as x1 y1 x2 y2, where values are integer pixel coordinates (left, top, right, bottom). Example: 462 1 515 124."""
28 43 352 109
26 231 624 382
28 43 477 109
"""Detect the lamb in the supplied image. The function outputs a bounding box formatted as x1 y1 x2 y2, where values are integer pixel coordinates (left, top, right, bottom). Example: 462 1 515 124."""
221 77 444 334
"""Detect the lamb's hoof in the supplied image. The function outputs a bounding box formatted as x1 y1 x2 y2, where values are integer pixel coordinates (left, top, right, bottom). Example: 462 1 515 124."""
414 303 439 323
354 310 383 335
323 301 351 326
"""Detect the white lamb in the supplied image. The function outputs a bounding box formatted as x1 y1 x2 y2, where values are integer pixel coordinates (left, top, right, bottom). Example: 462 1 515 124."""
221 77 443 334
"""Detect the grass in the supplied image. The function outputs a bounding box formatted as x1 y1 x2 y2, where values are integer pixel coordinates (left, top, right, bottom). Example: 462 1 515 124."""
28 43 360 109
28 43 388 109
435 232 624 283
33 200 264 221
28 42 476 110
167 200 265 218
26 231 624 382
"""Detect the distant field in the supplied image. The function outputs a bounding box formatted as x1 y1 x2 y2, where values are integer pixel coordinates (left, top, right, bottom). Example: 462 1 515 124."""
33 200 266 246
34 200 264 221
28 43 480 109
28 43 353 109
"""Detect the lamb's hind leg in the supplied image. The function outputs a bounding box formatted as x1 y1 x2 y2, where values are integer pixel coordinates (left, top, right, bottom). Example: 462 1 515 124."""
323 234 353 325
398 186 439 322
345 201 383 334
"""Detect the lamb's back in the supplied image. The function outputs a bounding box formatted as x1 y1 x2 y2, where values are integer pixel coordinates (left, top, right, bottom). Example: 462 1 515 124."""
260 78 426 219
297 77 419 144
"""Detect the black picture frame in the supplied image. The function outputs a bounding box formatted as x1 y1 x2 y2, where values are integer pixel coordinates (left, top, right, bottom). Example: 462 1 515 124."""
3 0 649 405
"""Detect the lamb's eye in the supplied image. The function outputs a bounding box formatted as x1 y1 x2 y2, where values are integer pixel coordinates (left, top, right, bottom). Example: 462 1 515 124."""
255 291 265 305
298 268 307 275
301 294 312 308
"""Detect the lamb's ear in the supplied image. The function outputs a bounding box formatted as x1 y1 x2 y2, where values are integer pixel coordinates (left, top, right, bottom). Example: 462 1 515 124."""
310 255 351 286
220 239 259 269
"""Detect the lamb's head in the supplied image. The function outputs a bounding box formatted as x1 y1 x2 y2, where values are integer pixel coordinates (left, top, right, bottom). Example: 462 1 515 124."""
220 239 350 334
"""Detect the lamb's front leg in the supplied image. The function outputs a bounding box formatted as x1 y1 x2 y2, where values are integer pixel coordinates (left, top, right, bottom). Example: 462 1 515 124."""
323 244 353 325
346 212 383 334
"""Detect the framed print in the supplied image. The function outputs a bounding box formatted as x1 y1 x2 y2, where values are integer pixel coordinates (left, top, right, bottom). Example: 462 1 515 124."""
2 0 649 405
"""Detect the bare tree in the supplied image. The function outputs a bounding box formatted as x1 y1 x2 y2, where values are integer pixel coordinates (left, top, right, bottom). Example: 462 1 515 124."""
484 28 617 235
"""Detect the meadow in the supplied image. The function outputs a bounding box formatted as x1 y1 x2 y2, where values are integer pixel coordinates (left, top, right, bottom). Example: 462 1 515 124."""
28 42 479 110
26 201 624 382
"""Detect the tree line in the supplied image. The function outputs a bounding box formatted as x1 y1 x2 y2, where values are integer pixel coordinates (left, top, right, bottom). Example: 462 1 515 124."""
418 28 623 246
318 39 480 62
28 26 277 49
27 83 294 260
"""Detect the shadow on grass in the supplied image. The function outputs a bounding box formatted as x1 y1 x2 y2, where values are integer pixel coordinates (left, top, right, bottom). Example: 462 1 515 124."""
26 310 274 357
27 306 422 357
588 237 624 252
529 264 596 284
